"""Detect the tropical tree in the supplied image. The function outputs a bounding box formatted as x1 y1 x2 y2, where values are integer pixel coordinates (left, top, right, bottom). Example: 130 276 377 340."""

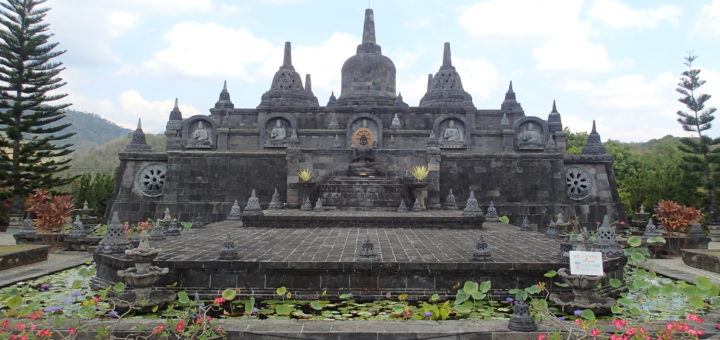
675 54 719 222
0 0 73 217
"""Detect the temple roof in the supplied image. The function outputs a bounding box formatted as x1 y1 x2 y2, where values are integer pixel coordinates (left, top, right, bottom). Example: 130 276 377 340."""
419 42 474 109
258 42 319 109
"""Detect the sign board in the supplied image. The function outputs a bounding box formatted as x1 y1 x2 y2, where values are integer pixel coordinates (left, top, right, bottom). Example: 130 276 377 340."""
569 251 604 276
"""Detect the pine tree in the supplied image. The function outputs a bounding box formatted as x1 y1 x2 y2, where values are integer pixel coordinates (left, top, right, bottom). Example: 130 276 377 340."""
675 54 720 222
0 0 73 216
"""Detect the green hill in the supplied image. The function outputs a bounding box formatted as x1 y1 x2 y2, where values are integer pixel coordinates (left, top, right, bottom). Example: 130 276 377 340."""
69 133 166 174
58 110 133 153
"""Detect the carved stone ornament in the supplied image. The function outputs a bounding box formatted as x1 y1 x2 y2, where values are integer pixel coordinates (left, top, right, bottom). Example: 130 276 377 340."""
516 121 545 150
135 164 167 197
186 120 213 149
565 167 593 200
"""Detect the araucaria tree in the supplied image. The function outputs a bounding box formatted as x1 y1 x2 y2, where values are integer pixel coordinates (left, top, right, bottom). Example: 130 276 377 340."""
0 0 73 215
675 54 720 222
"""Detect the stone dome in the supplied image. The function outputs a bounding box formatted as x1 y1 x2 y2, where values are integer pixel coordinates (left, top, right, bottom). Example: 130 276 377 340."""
337 9 396 107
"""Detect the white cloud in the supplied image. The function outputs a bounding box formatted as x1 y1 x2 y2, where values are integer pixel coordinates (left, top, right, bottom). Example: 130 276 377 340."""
458 0 612 73
124 22 275 80
588 0 681 29
106 11 139 39
696 0 720 35
67 90 201 133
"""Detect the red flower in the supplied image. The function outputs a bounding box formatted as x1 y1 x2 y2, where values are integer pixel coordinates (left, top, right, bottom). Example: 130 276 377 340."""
213 297 226 304
175 320 185 332
20 336 28 340
140 221 149 227
36 329 51 337
152 325 164 335
575 319 582 325
1 320 8 329
590 329 600 337
68 328 76 335
686 314 704 324
611 318 627 329
716 322 720 330
15 323 25 330
537 334 547 340
609 335 627 340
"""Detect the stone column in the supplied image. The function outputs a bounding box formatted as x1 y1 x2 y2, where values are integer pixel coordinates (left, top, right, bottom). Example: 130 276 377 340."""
216 128 229 151
554 131 568 153
501 128 515 152
426 147 441 209
286 148 301 208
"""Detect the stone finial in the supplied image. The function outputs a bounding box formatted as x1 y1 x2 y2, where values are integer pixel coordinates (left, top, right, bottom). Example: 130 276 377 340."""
227 199 243 220
472 235 492 261
412 197 424 211
215 80 234 109
520 216 532 231
390 113 401 129
639 204 646 214
331 134 343 148
97 212 133 254
305 74 313 94
500 113 510 128
283 41 292 67
501 81 523 112
485 201 499 221
593 214 623 258
358 235 377 261
243 189 262 215
268 189 283 209
328 111 340 129
462 191 483 217
218 235 239 260
444 189 458 210
301 196 313 211
642 218 661 238
69 215 86 237
126 118 152 152
687 223 706 238
442 42 452 67
397 199 408 212
165 218 181 236
547 100 562 133
394 92 408 108
83 201 90 211
426 73 433 92
508 300 537 331
419 42 474 109
582 120 607 155
556 212 566 225
387 134 397 149
545 220 558 238
192 214 205 229
327 92 337 107
313 198 324 212
149 219 166 241
19 214 35 233
362 8 376 45
169 97 182 121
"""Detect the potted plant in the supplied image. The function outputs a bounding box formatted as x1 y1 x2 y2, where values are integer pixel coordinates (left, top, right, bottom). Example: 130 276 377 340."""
24 189 75 246
406 165 429 189
651 200 707 256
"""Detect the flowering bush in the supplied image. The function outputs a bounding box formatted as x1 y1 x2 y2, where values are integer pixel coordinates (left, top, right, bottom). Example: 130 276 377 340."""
654 200 702 235
24 189 75 233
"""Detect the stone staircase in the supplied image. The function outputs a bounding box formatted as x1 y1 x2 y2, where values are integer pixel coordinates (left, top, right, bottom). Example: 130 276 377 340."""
318 176 405 209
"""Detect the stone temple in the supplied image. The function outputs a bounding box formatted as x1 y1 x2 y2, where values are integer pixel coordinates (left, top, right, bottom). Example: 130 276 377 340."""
98 9 624 297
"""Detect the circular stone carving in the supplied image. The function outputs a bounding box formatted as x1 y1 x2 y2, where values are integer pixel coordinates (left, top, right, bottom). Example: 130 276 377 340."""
136 164 167 197
565 167 593 200
352 127 374 148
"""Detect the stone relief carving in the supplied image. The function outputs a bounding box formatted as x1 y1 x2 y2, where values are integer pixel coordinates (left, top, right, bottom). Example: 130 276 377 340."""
135 164 167 197
565 167 593 200
436 118 466 149
186 120 213 149
517 121 544 150
270 119 287 140
264 117 292 148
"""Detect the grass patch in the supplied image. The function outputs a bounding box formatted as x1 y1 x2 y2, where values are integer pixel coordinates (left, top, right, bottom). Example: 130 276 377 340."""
0 244 36 255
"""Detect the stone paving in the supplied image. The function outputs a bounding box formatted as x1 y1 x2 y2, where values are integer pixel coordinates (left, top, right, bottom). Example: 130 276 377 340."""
153 221 561 264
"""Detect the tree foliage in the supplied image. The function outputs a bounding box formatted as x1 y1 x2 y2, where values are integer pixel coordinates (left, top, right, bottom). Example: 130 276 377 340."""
68 172 115 217
675 54 720 221
0 0 74 212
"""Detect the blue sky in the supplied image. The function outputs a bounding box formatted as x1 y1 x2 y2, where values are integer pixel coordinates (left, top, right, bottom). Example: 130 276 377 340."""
45 0 720 142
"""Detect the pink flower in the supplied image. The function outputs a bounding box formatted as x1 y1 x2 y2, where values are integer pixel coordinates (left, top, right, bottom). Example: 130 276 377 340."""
537 334 547 340
686 314 704 324
152 325 164 334
575 319 582 325
609 335 627 340
590 329 600 337
612 318 627 329
175 320 185 332
140 221 149 227
213 297 226 304
68 328 76 335
625 328 636 336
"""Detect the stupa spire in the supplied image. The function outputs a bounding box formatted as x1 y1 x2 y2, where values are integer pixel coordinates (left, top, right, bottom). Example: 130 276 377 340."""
427 74 433 92
362 9 376 45
501 80 523 112
305 74 312 94
547 99 562 133
442 42 452 68
215 80 234 109
126 117 151 151
551 100 558 113
582 120 606 155
283 41 292 67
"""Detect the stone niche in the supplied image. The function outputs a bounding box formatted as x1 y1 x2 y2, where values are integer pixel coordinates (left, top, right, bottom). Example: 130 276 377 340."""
346 114 383 149
182 116 216 150
514 117 548 151
262 114 296 148
434 115 467 149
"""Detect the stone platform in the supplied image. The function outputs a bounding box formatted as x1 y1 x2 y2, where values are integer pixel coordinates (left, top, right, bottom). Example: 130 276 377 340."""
251 209 484 228
93 220 624 300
